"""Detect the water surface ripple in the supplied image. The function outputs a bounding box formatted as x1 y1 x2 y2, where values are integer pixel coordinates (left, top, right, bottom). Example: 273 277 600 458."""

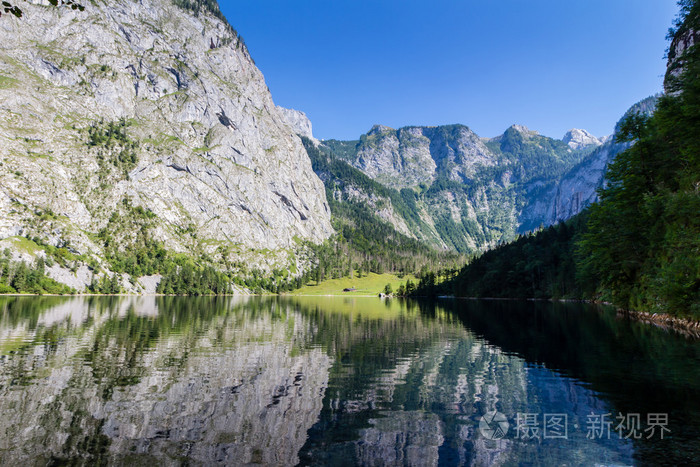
0 296 698 465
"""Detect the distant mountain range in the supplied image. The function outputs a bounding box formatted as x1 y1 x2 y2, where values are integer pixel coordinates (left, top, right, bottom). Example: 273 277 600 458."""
311 96 656 253
0 0 659 293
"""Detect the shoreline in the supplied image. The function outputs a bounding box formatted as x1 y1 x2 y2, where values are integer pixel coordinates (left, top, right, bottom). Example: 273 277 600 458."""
441 295 700 339
3 292 698 338
0 292 380 298
617 308 700 339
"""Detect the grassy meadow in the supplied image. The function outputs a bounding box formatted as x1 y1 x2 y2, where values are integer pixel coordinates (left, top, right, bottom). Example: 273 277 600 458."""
287 272 416 296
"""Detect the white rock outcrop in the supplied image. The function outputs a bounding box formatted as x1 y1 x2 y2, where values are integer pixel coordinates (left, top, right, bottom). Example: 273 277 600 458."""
277 106 317 143
562 128 603 150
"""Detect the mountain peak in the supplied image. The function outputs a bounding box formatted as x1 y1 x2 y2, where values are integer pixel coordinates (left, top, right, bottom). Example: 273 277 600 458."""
508 124 538 137
367 124 395 135
562 128 602 150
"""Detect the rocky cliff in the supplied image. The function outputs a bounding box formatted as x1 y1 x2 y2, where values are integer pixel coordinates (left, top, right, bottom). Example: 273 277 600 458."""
664 9 699 95
320 122 607 252
519 95 658 232
0 0 332 290
562 128 605 150
277 106 317 143
353 124 497 189
518 139 627 232
317 94 663 255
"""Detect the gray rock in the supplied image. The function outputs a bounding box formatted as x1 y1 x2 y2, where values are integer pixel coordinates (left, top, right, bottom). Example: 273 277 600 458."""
0 0 333 288
509 124 538 138
318 111 649 254
562 128 603 150
137 274 162 295
352 124 495 189
277 106 317 143
518 139 629 232
45 264 95 292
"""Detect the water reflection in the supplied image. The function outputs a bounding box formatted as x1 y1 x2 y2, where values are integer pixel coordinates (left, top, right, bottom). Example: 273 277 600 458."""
447 299 700 465
293 298 628 466
0 296 332 465
0 296 697 465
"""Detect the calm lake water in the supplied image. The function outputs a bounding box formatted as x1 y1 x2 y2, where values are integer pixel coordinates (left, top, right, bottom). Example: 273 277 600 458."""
0 296 698 466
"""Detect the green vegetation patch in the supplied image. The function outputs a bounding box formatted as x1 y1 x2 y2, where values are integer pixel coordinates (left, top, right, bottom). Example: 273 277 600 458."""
86 118 139 180
0 252 75 295
289 273 417 296
3 236 42 256
97 198 164 278
0 75 19 89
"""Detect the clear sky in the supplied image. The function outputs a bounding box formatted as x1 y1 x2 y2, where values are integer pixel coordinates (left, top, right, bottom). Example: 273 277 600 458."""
218 1 680 141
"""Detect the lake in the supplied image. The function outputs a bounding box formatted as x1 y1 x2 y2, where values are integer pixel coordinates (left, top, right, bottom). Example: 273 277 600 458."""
0 296 698 465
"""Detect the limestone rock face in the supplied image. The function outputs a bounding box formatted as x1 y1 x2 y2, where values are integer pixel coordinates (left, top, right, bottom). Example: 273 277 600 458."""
353 124 496 189
518 139 629 232
0 0 332 282
319 122 601 252
562 128 603 150
508 124 538 138
317 94 661 254
665 20 699 95
277 106 317 142
519 96 658 232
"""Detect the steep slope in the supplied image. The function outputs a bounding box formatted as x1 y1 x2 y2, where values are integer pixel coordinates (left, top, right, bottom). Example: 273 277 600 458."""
518 142 625 232
302 138 463 277
277 106 317 143
519 96 659 232
320 123 603 253
351 124 497 189
0 0 332 290
562 128 605 150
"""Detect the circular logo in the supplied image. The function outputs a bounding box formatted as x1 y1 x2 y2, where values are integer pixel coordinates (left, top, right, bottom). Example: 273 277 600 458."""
479 411 509 440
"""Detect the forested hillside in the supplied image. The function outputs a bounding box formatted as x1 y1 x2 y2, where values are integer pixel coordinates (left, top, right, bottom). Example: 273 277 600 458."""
302 138 464 281
416 0 700 319
419 213 587 300
579 0 700 316
320 122 608 255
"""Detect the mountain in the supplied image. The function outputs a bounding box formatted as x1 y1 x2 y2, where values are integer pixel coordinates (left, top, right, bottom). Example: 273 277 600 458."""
0 0 332 291
519 95 659 232
562 128 605 150
424 1 700 319
277 106 317 143
319 121 613 253
302 137 463 279
0 0 670 296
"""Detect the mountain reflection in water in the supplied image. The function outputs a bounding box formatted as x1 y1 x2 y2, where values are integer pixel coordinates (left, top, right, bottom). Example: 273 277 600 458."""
0 296 698 465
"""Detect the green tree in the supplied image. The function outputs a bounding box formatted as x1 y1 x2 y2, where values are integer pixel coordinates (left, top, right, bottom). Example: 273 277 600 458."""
580 0 700 316
396 284 406 296
1 0 84 19
11 262 28 292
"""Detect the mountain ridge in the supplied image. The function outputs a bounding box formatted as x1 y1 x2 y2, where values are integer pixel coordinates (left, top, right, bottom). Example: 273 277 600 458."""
0 0 666 295
314 113 635 254
0 0 332 292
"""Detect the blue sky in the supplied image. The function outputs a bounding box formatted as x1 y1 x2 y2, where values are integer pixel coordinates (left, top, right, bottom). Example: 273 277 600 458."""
219 1 679 141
